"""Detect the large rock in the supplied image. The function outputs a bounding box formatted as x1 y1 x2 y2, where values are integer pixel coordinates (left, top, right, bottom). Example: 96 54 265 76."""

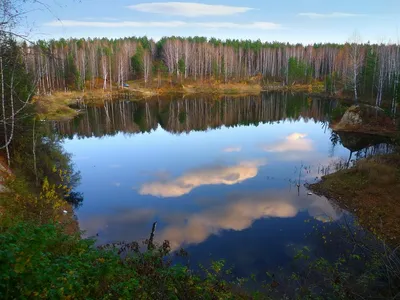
336 104 387 130
339 105 363 126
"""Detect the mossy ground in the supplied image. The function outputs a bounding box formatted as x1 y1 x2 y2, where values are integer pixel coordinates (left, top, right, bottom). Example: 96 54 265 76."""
34 92 86 120
309 153 400 244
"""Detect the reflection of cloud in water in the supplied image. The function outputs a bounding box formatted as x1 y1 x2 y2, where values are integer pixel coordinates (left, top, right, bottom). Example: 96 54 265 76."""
159 193 341 250
139 159 267 198
223 146 242 153
263 133 313 153
80 191 342 249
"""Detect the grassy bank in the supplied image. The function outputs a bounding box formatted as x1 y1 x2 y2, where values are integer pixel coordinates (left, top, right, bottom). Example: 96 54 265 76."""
34 90 119 120
309 153 400 244
34 93 81 121
124 79 265 96
46 80 325 98
34 79 329 120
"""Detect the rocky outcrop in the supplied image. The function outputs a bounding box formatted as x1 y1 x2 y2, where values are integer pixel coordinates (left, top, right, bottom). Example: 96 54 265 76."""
338 105 363 127
334 104 394 135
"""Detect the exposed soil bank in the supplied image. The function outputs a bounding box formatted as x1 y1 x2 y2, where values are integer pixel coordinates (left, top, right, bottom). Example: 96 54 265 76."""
309 154 400 245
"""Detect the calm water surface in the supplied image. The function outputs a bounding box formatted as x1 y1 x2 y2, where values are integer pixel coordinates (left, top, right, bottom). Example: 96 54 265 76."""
56 93 381 278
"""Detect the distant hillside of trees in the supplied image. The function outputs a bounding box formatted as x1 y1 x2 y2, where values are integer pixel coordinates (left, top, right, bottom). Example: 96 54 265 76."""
24 37 399 111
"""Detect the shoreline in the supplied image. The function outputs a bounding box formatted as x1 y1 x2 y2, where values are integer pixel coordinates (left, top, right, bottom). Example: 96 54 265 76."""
34 83 398 128
33 81 328 120
308 153 400 245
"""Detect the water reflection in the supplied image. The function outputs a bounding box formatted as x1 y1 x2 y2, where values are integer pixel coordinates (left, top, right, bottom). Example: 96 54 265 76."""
55 93 336 138
80 190 341 251
262 133 314 153
159 192 341 250
330 131 395 167
139 159 267 198
222 146 242 153
58 92 393 280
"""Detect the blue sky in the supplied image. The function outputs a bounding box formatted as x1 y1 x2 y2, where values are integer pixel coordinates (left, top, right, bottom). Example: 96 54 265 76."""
27 0 400 43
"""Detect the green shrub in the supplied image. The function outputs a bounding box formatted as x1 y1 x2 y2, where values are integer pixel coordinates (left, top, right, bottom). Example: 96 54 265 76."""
0 221 247 299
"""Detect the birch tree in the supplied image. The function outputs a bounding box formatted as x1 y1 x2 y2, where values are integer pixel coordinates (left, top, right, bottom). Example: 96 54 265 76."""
15 35 400 110
348 33 364 103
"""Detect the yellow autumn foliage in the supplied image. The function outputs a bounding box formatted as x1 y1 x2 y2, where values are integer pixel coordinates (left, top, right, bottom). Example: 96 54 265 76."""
0 170 71 224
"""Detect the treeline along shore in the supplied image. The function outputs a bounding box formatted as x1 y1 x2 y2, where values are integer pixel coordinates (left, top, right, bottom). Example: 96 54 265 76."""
26 37 399 111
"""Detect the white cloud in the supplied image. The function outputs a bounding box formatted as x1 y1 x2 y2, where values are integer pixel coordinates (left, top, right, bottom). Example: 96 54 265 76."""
299 12 366 19
197 22 280 30
223 146 242 153
45 20 186 28
103 17 119 21
83 17 118 21
139 159 267 198
262 133 314 153
128 2 254 17
45 20 281 30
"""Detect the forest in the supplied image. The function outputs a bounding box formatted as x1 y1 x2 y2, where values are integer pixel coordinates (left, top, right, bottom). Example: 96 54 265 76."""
27 36 400 112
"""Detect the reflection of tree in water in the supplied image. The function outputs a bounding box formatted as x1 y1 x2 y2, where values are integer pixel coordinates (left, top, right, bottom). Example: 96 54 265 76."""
9 118 83 208
353 143 394 160
328 132 341 158
0 36 82 208
327 130 395 171
54 93 338 138
334 131 394 165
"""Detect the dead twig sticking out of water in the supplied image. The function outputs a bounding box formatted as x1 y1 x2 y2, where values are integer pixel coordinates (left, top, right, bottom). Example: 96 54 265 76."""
297 162 303 196
148 222 157 250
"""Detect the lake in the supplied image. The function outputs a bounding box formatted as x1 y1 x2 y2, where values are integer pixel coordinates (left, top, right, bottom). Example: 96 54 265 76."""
55 92 387 280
